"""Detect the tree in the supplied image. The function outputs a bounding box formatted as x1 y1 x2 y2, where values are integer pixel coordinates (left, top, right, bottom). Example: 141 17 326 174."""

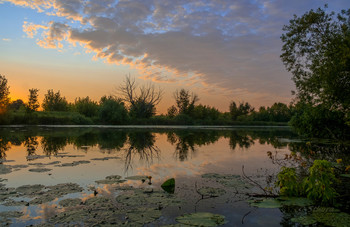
0 74 10 113
229 101 254 120
42 89 69 111
26 88 40 113
8 99 25 111
99 96 129 124
118 75 163 118
174 89 199 116
73 96 99 118
281 6 350 112
281 6 350 138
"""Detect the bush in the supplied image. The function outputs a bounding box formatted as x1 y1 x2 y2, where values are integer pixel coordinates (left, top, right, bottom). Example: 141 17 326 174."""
99 99 129 125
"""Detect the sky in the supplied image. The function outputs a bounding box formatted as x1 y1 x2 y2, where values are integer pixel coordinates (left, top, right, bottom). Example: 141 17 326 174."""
1 0 349 114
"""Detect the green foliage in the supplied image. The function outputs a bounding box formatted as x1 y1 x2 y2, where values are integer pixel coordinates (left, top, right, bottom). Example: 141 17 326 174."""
281 6 350 139
229 101 254 120
129 99 155 119
167 105 177 118
281 6 350 111
276 160 338 205
73 96 99 118
174 89 199 116
26 88 40 113
289 103 350 139
42 89 69 112
0 74 10 113
192 104 220 121
99 97 128 124
8 99 25 112
304 160 338 205
276 167 302 196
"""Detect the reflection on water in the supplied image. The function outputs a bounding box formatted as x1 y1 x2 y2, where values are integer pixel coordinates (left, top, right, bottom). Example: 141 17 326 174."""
0 126 349 226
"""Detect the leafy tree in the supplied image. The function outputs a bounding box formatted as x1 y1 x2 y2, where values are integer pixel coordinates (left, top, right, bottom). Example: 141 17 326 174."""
118 75 163 119
174 89 199 116
281 6 350 138
0 74 10 113
167 105 178 118
73 96 99 118
229 101 254 120
42 89 69 112
26 88 40 112
192 104 220 121
8 99 25 111
99 96 129 124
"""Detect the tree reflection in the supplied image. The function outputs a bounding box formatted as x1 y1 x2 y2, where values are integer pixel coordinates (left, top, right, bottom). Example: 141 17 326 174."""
0 138 10 160
98 130 127 152
24 136 38 158
123 131 160 172
228 131 254 150
167 130 221 161
41 136 68 156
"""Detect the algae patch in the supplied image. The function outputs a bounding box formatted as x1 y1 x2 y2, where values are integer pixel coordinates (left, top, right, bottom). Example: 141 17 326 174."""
198 187 226 198
28 168 52 173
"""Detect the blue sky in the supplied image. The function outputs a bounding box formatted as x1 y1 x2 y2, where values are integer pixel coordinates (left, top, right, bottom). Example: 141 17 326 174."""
1 0 349 113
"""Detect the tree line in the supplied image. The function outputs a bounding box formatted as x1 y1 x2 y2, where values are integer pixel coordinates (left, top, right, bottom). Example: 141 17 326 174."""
0 5 348 139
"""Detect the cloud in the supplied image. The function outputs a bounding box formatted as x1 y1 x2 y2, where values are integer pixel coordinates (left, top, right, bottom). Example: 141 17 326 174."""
2 38 11 41
7 0 350 104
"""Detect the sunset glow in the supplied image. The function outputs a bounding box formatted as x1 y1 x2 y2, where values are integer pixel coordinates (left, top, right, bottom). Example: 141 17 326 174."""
1 0 349 113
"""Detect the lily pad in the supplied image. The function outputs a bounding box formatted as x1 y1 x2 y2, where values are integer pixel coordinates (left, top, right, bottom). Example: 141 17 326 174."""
291 216 317 225
91 157 120 161
202 173 251 189
16 184 45 197
126 208 161 225
198 187 226 197
28 168 52 173
125 175 148 181
161 178 175 194
249 198 282 208
278 197 313 207
59 198 82 207
311 207 350 227
340 174 350 178
2 199 30 206
95 175 126 184
176 212 227 227
0 165 12 175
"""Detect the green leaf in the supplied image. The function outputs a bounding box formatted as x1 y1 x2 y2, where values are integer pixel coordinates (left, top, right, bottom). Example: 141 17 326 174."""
161 178 175 194
278 197 313 207
291 216 317 225
249 198 282 208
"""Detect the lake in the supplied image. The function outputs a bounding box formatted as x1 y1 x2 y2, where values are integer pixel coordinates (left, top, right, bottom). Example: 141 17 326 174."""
0 126 348 226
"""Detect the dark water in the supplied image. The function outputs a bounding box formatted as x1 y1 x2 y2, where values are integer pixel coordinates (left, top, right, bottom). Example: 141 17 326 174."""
0 126 348 226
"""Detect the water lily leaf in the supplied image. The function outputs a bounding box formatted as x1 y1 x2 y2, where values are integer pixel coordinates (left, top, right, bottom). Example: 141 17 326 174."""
311 207 350 227
278 197 313 207
198 187 226 197
291 216 317 225
125 175 148 181
249 198 282 208
59 198 82 207
176 212 227 227
340 174 350 178
127 208 161 224
161 178 175 193
95 175 126 184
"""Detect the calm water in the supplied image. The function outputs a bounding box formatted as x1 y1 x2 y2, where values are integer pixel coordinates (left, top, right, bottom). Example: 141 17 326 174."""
0 126 347 226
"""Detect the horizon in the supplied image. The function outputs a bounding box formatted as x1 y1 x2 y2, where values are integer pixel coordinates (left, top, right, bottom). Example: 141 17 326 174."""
1 0 349 114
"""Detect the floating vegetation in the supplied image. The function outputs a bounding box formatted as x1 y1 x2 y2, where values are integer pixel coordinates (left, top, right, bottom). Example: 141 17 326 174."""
2 199 30 206
198 187 226 198
249 197 313 208
116 189 182 207
291 207 350 227
90 157 120 161
0 165 12 175
249 198 282 208
28 168 52 173
16 184 46 197
57 160 90 167
201 173 252 190
95 175 126 184
9 164 29 169
161 178 175 193
126 207 162 225
58 198 82 207
0 211 24 226
125 175 148 181
28 161 61 166
175 212 227 226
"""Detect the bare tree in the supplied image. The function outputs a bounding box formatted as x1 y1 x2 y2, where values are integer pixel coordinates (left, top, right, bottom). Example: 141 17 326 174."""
117 75 163 118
